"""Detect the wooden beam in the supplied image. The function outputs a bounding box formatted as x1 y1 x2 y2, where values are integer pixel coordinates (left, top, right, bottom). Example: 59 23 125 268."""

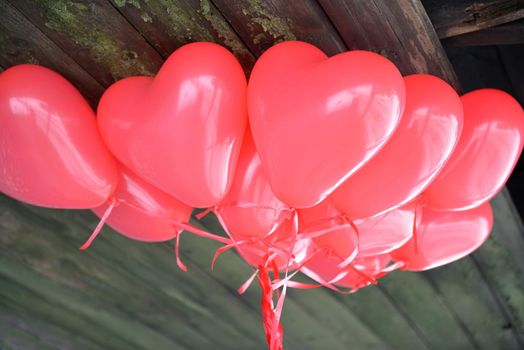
379 272 477 349
210 0 347 57
317 0 460 89
8 0 164 86
424 256 523 349
108 0 256 72
0 196 278 349
471 190 524 343
442 19 524 46
422 0 524 38
0 0 104 107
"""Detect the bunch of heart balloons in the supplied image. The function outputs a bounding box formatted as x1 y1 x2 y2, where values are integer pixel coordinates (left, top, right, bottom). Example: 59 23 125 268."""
1 41 523 350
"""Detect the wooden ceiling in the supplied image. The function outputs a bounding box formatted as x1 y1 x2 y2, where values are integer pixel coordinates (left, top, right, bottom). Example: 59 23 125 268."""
1 1 524 349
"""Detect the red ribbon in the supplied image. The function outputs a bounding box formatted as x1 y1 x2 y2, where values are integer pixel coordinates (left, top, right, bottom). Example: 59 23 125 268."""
174 230 187 272
258 263 284 350
79 197 232 262
79 197 119 250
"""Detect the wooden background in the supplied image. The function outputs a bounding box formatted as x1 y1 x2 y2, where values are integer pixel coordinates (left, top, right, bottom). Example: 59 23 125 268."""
1 0 524 349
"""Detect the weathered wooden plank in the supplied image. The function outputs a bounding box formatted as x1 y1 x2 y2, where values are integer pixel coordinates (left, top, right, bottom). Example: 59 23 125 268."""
0 302 98 350
0 274 146 350
8 0 164 86
8 196 344 350
0 198 280 349
109 0 256 71
379 271 477 350
424 257 522 349
283 287 389 350
0 206 200 349
211 0 347 56
332 284 432 350
490 189 524 276
442 19 524 46
470 191 524 342
0 0 104 106
0 197 281 350
422 0 524 38
318 0 460 88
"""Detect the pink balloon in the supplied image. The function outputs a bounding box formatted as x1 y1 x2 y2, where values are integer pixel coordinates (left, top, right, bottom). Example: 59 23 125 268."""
234 215 311 271
299 199 358 264
331 74 463 218
356 203 415 257
0 64 117 209
93 164 192 242
216 129 289 238
425 89 524 210
302 252 391 290
98 42 247 208
390 202 493 271
248 41 405 208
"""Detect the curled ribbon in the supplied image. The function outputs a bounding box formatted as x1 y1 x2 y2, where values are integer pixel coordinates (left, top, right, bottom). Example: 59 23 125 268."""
79 198 232 261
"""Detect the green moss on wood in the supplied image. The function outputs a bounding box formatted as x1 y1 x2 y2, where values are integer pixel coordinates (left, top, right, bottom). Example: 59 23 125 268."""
240 0 296 44
199 0 253 62
113 0 142 9
137 0 213 43
36 0 153 79
141 12 153 23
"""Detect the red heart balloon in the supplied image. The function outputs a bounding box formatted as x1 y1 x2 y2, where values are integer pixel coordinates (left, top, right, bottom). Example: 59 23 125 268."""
98 43 247 208
390 202 493 271
331 74 463 218
248 41 405 208
425 89 524 210
0 64 117 208
93 164 192 242
298 199 358 263
216 129 289 238
355 202 415 257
